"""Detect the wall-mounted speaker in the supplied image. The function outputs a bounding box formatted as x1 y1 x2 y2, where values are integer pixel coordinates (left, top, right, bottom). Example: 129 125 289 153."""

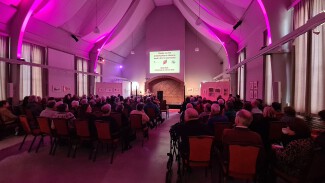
71 34 79 42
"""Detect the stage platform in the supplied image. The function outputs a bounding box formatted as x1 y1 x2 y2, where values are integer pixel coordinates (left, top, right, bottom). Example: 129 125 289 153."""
167 104 182 109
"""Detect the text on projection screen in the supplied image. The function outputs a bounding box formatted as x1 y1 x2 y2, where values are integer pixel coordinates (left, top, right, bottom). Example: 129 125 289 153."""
150 50 180 73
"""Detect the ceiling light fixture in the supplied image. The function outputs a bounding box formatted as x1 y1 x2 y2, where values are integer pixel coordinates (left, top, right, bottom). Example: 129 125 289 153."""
131 32 135 55
94 0 100 34
195 29 199 52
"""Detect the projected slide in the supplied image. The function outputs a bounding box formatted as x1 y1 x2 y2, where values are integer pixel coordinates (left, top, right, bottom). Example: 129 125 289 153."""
150 50 180 73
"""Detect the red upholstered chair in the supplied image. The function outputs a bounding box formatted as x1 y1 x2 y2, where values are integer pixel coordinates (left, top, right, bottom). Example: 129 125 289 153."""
214 122 232 151
110 112 122 129
220 145 260 183
36 117 53 154
130 114 149 147
73 119 93 159
93 120 120 164
51 118 73 157
183 136 214 177
18 115 41 152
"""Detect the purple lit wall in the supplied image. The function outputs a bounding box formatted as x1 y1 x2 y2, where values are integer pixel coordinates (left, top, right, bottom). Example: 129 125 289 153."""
145 5 185 82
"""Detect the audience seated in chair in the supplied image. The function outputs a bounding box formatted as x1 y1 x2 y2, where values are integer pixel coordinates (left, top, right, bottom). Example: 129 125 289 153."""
0 100 19 136
207 104 229 128
0 100 18 125
224 101 236 124
222 109 265 180
251 99 262 114
271 126 314 178
26 95 43 118
175 108 213 159
198 103 211 124
130 103 150 126
39 100 57 118
280 107 311 146
144 97 164 124
52 104 76 128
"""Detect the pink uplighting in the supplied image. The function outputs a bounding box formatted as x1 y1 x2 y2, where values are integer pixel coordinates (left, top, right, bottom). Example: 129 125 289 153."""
17 0 43 58
257 0 272 45
96 34 107 43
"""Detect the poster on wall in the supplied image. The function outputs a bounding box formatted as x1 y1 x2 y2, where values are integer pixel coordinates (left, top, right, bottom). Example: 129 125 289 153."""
224 89 228 96
250 90 254 99
250 82 254 90
52 86 61 93
63 86 71 92
201 81 230 101
105 88 113 93
254 90 258 99
253 81 258 89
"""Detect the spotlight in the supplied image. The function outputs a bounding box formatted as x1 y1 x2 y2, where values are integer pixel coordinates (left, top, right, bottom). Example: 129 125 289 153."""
195 47 199 52
119 65 123 69
130 50 135 55
71 34 79 42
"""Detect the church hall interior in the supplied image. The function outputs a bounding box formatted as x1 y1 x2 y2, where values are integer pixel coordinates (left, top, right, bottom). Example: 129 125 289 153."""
0 0 324 183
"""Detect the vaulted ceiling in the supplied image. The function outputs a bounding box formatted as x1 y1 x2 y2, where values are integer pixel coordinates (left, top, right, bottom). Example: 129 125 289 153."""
0 0 273 64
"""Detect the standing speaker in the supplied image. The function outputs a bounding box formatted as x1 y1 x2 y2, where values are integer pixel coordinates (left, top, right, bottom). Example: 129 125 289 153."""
157 91 163 101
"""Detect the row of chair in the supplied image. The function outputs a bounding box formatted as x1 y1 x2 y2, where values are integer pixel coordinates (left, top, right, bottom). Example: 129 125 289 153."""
18 113 150 164
179 121 290 183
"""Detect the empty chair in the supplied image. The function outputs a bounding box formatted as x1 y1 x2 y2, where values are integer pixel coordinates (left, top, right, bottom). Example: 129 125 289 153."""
18 115 41 152
183 136 214 177
130 114 149 147
73 119 93 159
110 112 122 129
36 117 53 153
51 118 73 157
93 120 120 163
160 100 169 119
220 145 260 182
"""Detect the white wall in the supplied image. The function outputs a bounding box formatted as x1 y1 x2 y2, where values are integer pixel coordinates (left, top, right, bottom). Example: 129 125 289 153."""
185 26 223 96
48 48 75 98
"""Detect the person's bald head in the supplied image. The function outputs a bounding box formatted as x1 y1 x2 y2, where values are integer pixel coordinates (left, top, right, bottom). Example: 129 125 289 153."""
235 109 253 127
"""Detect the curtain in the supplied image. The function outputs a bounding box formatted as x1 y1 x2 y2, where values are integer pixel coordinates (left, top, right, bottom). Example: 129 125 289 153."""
0 36 7 100
20 44 31 100
94 63 102 95
293 0 309 113
77 58 83 96
310 0 325 113
31 45 43 97
20 43 44 100
265 55 273 105
76 57 88 96
237 49 245 100
82 59 88 96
